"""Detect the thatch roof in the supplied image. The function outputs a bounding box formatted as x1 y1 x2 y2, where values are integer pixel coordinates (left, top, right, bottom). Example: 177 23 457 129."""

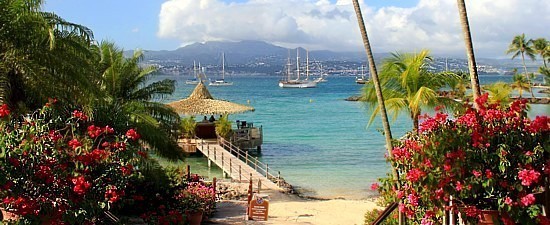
167 82 254 115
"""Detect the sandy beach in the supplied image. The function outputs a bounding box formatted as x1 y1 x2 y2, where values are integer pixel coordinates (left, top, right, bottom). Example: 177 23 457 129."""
207 189 381 225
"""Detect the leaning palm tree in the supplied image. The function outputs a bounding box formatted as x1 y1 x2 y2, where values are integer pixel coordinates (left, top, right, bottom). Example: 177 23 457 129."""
0 0 96 112
362 50 460 131
533 38 548 68
456 0 482 108
511 73 531 98
506 34 536 97
92 41 183 160
351 1 404 223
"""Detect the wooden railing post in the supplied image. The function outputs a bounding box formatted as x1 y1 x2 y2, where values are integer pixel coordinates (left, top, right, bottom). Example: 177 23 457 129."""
186 164 191 181
214 147 216 161
239 165 242 182
266 163 269 178
229 158 232 178
258 179 261 193
277 171 281 187
213 177 217 201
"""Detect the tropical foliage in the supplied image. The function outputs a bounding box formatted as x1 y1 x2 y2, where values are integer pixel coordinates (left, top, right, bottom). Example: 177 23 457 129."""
0 0 96 113
361 50 460 131
91 41 183 160
215 115 233 140
483 82 513 106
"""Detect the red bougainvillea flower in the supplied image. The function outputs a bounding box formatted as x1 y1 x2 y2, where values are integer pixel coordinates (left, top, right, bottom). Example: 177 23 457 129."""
370 183 380 191
504 197 513 205
120 164 134 176
105 186 124 203
126 129 140 140
68 138 82 149
517 169 540 186
72 110 88 121
406 168 425 183
520 194 536 207
0 104 10 117
528 116 549 133
87 125 102 138
71 176 91 195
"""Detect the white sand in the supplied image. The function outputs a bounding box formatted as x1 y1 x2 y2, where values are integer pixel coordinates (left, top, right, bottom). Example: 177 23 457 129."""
208 189 381 225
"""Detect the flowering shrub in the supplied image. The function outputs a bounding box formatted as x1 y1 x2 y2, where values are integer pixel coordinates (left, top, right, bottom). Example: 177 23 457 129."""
0 102 145 224
174 176 216 215
380 94 549 224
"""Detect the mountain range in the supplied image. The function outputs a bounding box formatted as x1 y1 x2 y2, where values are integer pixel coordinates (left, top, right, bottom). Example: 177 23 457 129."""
127 40 371 65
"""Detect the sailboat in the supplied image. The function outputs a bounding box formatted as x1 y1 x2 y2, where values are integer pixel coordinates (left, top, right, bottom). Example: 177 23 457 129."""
314 64 328 83
185 61 201 85
209 52 233 86
278 50 317 88
355 65 368 84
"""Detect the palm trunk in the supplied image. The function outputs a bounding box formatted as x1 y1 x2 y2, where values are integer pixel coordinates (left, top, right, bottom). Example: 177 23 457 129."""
456 0 482 109
521 52 536 98
352 1 405 224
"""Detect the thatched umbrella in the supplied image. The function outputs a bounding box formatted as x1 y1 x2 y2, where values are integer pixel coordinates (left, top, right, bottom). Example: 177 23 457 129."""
167 82 254 115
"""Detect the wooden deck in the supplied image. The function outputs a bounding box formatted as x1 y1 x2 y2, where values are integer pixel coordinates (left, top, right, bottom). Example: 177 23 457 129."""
196 139 285 191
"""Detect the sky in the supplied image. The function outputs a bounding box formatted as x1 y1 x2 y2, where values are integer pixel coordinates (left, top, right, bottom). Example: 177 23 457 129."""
44 0 549 58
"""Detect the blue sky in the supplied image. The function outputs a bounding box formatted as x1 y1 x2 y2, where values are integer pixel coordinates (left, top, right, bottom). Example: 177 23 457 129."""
43 0 549 57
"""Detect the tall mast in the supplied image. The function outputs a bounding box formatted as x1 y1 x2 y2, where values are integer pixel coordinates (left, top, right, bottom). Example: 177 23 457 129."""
222 52 225 80
361 64 365 79
296 49 300 80
306 49 310 80
287 50 292 81
193 61 197 79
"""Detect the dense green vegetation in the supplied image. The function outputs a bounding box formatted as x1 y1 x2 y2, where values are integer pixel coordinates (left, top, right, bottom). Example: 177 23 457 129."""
0 0 183 160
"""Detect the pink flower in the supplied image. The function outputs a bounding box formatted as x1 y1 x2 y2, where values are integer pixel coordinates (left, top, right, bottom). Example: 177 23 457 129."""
518 169 540 186
472 170 481 178
455 181 463 191
370 183 380 191
520 194 535 206
504 197 513 205
407 193 419 206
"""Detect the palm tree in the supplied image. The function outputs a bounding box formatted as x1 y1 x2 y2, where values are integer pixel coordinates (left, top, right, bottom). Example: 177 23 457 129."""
456 0 482 108
92 42 183 160
351 2 404 223
539 66 550 86
362 50 460 131
483 82 513 106
0 0 95 112
511 73 531 98
506 34 536 97
533 38 548 68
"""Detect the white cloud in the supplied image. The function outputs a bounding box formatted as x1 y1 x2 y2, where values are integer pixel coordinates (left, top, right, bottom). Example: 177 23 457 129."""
157 0 550 57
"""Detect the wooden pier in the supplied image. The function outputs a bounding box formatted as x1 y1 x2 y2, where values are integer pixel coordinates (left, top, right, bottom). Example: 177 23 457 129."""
196 138 290 191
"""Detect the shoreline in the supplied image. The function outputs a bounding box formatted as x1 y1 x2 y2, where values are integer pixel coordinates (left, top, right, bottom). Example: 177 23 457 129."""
345 95 550 104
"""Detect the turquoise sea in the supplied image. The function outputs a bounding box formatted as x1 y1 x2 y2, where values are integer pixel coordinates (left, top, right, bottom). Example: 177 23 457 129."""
156 74 549 200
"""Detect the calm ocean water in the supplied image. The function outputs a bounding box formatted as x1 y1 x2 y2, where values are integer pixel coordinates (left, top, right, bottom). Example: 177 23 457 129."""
155 74 549 199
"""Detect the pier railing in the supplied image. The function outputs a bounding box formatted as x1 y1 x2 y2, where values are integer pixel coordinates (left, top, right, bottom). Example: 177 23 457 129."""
220 137 291 189
197 138 292 191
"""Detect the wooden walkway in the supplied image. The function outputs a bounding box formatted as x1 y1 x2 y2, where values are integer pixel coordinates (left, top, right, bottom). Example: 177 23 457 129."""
196 139 286 191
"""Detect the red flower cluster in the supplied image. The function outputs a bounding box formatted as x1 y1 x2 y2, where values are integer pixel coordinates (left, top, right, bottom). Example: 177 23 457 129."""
72 110 88 121
0 104 10 117
68 139 82 149
72 176 91 195
87 125 115 138
2 196 39 216
104 186 125 203
126 129 140 140
517 169 540 186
